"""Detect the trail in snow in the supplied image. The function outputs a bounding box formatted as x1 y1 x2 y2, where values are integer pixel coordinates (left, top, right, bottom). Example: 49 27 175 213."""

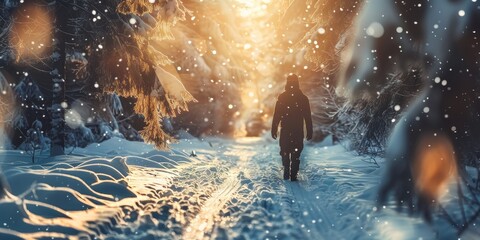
183 146 253 239
114 138 434 239
2 137 466 239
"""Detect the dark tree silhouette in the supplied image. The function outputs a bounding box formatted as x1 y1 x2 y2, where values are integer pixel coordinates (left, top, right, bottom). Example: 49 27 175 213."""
339 0 480 230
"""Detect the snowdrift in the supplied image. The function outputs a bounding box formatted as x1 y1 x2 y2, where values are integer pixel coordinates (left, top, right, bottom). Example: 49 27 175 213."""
0 137 205 239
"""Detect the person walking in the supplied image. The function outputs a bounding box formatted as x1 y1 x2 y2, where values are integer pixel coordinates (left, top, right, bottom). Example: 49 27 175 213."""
271 74 313 181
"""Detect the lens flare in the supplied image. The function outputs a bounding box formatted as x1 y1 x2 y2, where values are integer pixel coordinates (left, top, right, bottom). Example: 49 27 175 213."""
412 134 458 203
9 3 53 64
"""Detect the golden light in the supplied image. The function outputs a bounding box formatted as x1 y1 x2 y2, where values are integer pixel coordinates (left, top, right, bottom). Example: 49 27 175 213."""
229 0 279 136
237 0 271 17
0 72 15 149
9 2 53 64
412 134 458 203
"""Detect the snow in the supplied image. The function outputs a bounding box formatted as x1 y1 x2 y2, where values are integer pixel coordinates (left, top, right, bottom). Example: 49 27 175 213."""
154 66 197 114
0 137 471 238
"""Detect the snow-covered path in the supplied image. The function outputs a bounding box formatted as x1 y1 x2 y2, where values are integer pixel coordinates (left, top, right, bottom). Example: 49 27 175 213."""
104 137 439 239
1 137 449 239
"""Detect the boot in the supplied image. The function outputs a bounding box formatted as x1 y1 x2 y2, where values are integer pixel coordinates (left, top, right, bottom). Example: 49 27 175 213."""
282 154 290 180
291 156 300 181
283 168 290 180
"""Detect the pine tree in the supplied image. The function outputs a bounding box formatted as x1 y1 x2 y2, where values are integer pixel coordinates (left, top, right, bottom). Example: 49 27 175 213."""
4 0 198 152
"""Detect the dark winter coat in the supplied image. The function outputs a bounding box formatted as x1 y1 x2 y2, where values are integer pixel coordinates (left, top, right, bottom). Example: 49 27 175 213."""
271 88 313 154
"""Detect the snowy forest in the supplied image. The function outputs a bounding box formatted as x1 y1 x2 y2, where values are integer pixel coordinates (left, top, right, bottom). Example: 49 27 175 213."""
1 0 480 239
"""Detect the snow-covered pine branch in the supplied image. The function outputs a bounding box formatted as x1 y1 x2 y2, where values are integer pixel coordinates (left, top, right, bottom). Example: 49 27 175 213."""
92 0 197 148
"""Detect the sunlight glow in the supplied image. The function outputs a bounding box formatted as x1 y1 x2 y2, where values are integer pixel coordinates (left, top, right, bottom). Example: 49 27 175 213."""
231 0 278 137
9 3 53 64
238 0 271 17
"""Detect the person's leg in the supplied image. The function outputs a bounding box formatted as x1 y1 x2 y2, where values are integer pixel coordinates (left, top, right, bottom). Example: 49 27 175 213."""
290 151 301 181
279 133 292 180
281 151 291 180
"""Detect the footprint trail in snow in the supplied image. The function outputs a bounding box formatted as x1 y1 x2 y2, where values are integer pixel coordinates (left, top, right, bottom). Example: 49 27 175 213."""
0 137 444 239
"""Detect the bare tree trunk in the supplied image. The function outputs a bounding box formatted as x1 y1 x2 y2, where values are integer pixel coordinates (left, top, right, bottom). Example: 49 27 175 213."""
50 1 67 156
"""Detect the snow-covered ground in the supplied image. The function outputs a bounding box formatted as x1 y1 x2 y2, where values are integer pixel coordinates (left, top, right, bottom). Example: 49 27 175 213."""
0 136 474 239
